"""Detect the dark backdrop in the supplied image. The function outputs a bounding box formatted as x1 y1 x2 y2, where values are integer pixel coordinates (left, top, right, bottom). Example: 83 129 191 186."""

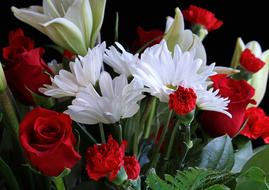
1 0 269 111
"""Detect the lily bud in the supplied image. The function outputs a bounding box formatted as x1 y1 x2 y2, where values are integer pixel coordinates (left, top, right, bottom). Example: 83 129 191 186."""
0 63 7 93
164 8 207 64
12 0 106 56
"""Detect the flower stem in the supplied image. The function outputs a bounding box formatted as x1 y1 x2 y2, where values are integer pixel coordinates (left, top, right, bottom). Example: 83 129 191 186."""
0 157 20 190
0 90 19 137
99 123 106 143
143 97 157 139
0 89 35 190
146 110 173 172
117 123 123 144
179 124 193 169
53 177 66 190
164 120 180 162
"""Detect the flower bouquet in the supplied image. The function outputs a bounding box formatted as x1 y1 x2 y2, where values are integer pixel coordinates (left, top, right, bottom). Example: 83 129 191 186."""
1 1 269 190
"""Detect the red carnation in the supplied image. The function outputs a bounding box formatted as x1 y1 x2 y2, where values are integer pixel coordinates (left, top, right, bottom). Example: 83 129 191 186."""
123 156 140 180
86 135 127 181
240 107 269 143
239 49 265 73
200 74 255 137
19 107 81 176
169 86 197 115
2 28 53 105
182 5 223 31
132 26 163 52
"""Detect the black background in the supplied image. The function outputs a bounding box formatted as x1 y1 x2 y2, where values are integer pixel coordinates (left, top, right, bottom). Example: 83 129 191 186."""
1 0 269 112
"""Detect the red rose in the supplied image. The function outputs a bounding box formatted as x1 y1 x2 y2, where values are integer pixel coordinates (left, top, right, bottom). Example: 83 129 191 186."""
239 49 265 73
19 107 81 176
132 26 163 52
182 5 223 31
123 156 140 180
3 29 53 105
86 135 127 181
200 74 255 137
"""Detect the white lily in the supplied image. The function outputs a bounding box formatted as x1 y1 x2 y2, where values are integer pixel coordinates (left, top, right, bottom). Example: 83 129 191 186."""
12 0 106 56
40 42 106 97
66 72 145 124
230 38 269 106
164 7 207 64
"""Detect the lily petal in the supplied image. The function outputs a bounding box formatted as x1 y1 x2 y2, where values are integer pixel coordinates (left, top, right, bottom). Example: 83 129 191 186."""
42 18 87 55
65 0 93 48
11 6 50 34
89 0 107 47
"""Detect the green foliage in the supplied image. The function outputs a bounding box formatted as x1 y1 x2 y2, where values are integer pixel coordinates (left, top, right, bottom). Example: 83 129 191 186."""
146 168 235 190
196 135 235 172
232 140 253 173
242 145 269 178
235 167 269 190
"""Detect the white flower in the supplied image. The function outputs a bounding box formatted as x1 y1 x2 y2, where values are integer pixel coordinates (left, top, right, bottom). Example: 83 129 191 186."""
196 88 231 117
104 42 139 77
164 8 207 64
40 42 106 98
133 40 231 117
12 0 106 55
65 72 145 124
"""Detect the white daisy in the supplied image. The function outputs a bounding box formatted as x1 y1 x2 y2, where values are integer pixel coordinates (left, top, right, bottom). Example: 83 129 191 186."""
65 71 145 124
133 40 231 117
40 42 106 98
104 42 139 77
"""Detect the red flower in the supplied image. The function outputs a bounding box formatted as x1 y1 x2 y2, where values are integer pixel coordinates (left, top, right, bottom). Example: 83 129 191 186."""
169 86 197 115
200 74 255 137
19 107 81 176
239 49 265 73
132 26 163 52
123 156 140 180
3 29 53 105
240 107 269 143
86 135 127 181
182 5 223 31
63 50 75 60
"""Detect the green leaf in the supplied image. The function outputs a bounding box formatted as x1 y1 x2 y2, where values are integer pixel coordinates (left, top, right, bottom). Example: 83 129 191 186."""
146 167 236 190
205 184 231 190
197 135 235 171
242 145 269 177
236 167 269 190
232 141 253 173
29 89 55 108
146 169 174 190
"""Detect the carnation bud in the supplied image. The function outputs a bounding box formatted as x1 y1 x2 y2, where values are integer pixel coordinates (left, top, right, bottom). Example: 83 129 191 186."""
112 167 128 186
0 63 7 93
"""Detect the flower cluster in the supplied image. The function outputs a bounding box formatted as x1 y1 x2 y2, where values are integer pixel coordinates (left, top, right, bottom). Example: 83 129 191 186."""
1 1 269 190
